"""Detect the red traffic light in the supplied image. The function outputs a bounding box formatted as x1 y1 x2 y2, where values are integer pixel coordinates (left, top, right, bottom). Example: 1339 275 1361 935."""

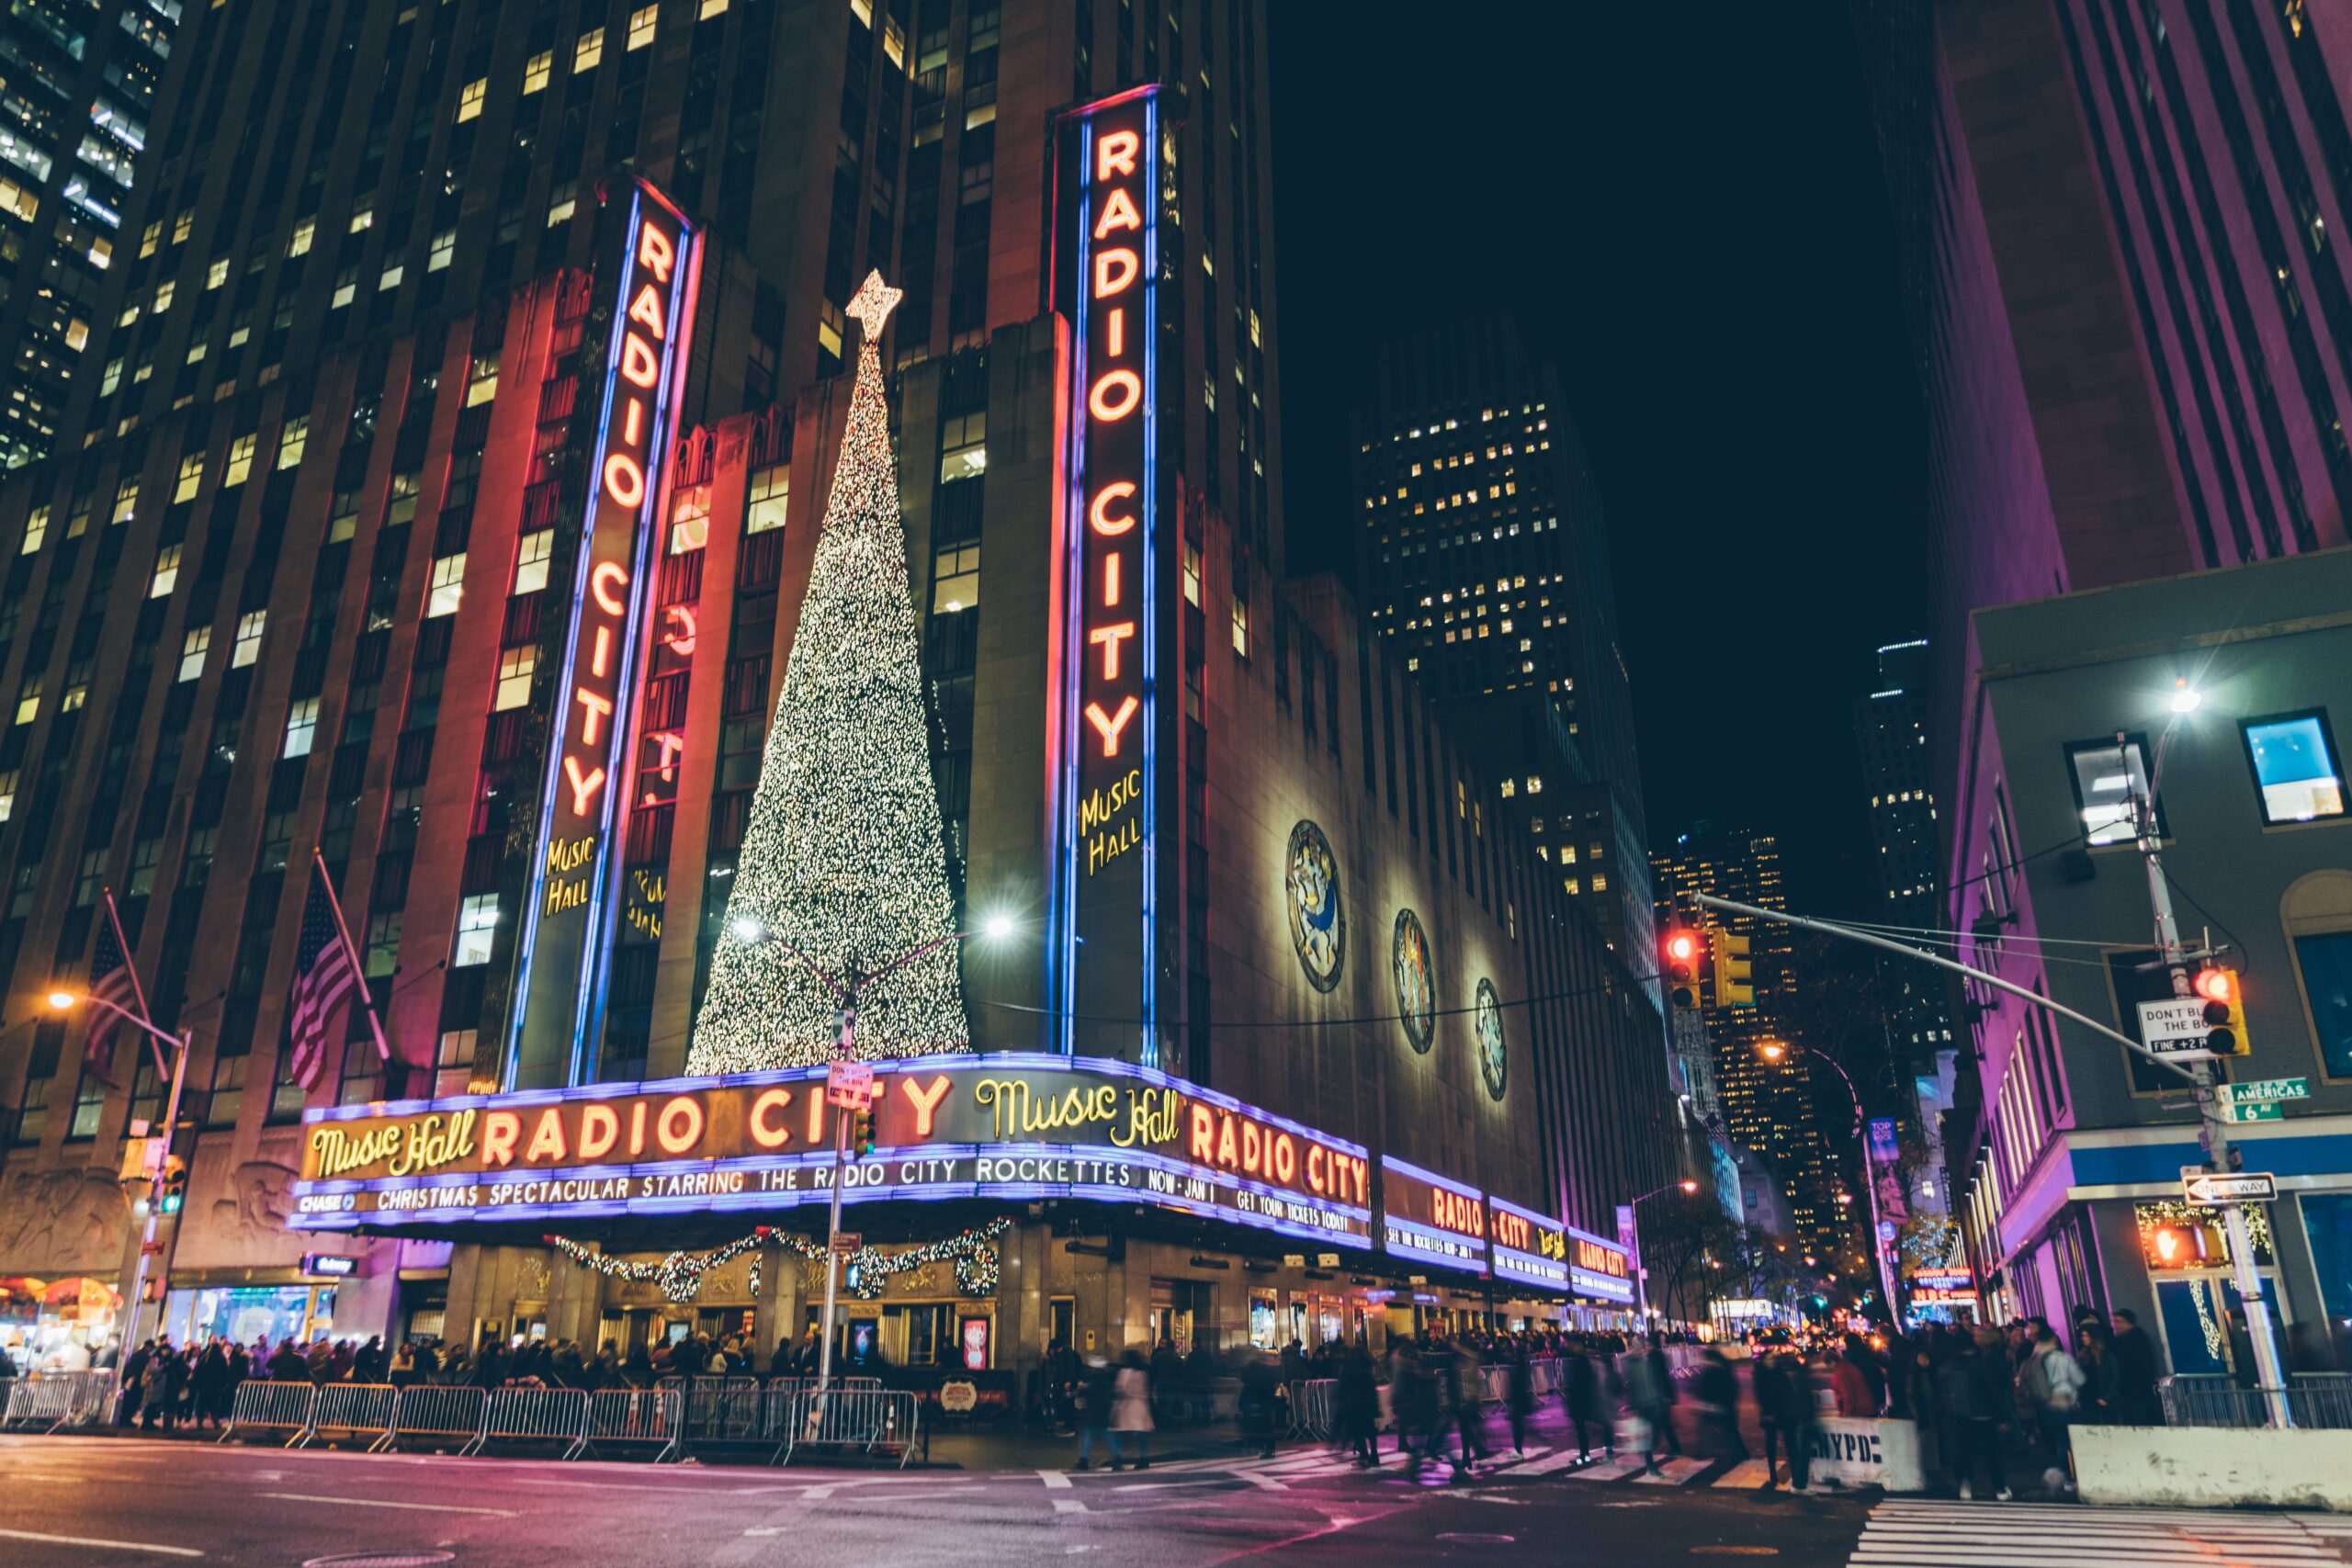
1665 929 1700 964
2192 968 2235 1006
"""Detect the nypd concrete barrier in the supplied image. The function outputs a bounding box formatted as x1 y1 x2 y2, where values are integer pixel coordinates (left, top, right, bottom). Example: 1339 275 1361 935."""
584 1387 684 1463
220 1380 318 1446
1806 1417 1924 1493
302 1382 398 1450
466 1387 588 1461
2074 1424 2352 1511
381 1384 487 1451
774 1387 922 1467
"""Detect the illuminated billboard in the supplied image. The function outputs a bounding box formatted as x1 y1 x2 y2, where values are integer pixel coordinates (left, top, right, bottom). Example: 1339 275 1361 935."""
291 1054 1373 1249
1489 1197 1570 1292
1381 1156 1488 1273
1046 86 1161 1065
504 181 702 1089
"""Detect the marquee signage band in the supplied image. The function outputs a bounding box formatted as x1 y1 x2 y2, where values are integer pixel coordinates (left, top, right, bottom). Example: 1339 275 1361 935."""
1566 1222 1634 1304
1489 1196 1570 1292
505 180 703 1090
1381 1156 1489 1273
1046 86 1160 1065
292 1054 1373 1248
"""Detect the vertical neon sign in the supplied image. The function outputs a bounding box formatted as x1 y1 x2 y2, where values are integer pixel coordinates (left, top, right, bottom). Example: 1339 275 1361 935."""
504 181 701 1089
1047 88 1159 1066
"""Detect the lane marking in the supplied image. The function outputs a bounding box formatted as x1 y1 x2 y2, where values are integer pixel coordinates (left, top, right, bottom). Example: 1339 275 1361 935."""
0 1527 203 1558
259 1492 516 1517
1039 1470 1073 1489
1633 1456 1712 1486
1715 1460 1774 1489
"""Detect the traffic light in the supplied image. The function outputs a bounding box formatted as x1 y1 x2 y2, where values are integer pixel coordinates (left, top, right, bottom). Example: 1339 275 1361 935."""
2193 967 2249 1056
851 1107 877 1157
1710 928 1754 1009
1663 927 1704 1010
159 1154 187 1216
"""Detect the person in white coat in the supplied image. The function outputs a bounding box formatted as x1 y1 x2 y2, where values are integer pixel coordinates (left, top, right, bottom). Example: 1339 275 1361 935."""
1109 1347 1154 1471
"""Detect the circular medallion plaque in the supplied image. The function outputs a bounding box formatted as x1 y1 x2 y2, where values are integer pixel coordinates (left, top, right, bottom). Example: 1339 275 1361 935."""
1475 978 1508 1101
1284 820 1346 992
1391 909 1436 1054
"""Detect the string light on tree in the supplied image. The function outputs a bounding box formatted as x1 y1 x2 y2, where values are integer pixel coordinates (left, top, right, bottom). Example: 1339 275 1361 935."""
687 268 970 1074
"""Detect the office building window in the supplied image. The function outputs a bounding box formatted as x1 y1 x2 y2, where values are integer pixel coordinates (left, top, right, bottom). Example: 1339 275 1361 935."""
454 895 499 966
514 530 552 593
282 697 319 758
2064 735 2161 847
426 554 467 617
494 648 536 711
2243 712 2346 826
745 466 789 534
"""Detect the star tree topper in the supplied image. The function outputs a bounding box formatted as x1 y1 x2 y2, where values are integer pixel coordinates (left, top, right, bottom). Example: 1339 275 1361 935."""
846 270 902 343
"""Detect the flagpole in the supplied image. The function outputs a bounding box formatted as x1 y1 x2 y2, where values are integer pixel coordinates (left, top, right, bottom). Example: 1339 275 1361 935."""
101 887 169 1081
312 849 391 1064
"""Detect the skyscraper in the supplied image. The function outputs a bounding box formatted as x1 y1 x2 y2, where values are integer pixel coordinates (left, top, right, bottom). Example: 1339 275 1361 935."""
1652 820 1842 1256
0 0 183 469
1347 316 1651 968
1853 637 1955 1077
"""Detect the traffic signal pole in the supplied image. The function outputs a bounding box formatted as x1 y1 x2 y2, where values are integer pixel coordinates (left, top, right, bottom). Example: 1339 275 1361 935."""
2128 754 2291 1422
125 1029 193 1343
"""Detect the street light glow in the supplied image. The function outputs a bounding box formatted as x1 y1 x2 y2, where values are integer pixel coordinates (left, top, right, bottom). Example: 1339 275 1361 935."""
730 918 765 944
2169 679 2201 714
47 990 75 1010
1679 1179 1698 1193
981 911 1017 943
1758 1041 1787 1062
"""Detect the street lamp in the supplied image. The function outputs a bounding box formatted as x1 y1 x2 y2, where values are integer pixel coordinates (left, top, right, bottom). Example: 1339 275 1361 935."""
729 917 1020 1394
1757 1040 1900 1324
50 990 194 1341
1625 1178 1699 1328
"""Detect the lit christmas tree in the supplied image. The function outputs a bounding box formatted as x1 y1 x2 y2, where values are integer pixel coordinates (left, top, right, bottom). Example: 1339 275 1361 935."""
686 271 970 1073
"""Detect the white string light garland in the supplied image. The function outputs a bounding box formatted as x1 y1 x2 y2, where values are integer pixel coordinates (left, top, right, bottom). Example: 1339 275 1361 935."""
546 1217 1012 1303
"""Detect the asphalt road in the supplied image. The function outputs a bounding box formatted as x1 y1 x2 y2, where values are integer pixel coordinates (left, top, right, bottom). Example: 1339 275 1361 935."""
0 1432 1871 1568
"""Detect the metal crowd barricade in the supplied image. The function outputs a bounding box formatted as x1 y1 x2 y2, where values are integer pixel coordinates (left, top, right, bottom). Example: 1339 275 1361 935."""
680 1376 763 1442
773 1387 921 1468
302 1382 399 1450
2161 1372 2352 1430
1 1373 74 1429
466 1386 589 1460
380 1384 488 1452
583 1386 684 1462
1284 1379 1336 1440
220 1379 318 1446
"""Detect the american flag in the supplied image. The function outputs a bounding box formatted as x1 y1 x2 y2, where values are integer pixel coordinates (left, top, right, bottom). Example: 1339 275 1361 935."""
85 911 143 1088
288 872 359 1091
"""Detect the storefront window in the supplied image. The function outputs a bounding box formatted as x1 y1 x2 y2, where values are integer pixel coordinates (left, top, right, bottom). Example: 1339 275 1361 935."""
164 1284 334 1349
0 1276 121 1368
2301 1193 2352 1368
1249 1289 1278 1350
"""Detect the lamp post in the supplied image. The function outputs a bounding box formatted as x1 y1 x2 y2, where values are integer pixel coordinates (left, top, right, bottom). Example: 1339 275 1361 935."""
1758 1040 1899 1325
729 914 1018 1394
50 990 193 1344
1626 1179 1700 1328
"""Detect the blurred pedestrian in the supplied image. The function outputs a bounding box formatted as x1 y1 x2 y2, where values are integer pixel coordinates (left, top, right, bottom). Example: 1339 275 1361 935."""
1626 1332 1679 1475
2109 1310 2162 1426
2022 1325 2083 1495
1694 1346 1748 1462
1110 1348 1154 1471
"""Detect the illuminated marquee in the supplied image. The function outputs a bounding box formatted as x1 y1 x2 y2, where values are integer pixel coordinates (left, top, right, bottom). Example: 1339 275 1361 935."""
1489 1196 1571 1293
289 1055 1373 1249
1566 1223 1634 1304
1906 1269 1979 1306
1046 86 1159 1063
1380 1156 1489 1273
505 181 702 1089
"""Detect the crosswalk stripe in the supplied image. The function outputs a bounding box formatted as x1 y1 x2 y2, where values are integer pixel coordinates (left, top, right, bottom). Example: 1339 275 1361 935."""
1852 1553 2328 1568
1509 1447 1602 1476
1865 1522 2324 1541
1860 1530 2329 1560
1714 1459 1774 1489
1852 1498 2342 1568
1633 1456 1713 1485
1565 1453 1653 1483
1874 1502 2323 1528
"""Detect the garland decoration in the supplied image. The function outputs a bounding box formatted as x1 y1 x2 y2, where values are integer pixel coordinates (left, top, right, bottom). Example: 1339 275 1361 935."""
544 1218 1012 1304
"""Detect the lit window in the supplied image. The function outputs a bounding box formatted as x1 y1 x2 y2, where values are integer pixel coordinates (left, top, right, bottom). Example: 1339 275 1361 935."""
178 628 210 682
348 204 373 235
700 0 730 16
1182 541 1201 606
154 279 175 312
466 352 500 407
331 266 358 309
938 412 986 482
113 478 140 525
141 220 162 258
149 543 182 598
328 490 361 543
514 530 553 594
932 545 980 614
282 697 319 758
223 434 255 486
670 486 711 554
458 78 487 122
1590 872 1609 893
427 229 456 272
379 262 405 292
745 465 789 534
494 648 536 711
0 770 15 821
2065 735 2158 846
174 452 205 502
1231 596 1250 659
628 6 658 50
232 610 266 668
427 554 468 617
522 50 553 94
12 674 39 726
18 506 48 555
174 209 195 244
2243 711 2346 825
453 895 500 966
574 28 605 73
546 181 577 227
277 416 308 470
288 219 314 257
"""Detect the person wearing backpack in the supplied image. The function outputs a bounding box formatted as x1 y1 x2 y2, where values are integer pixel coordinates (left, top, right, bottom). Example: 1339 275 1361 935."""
2021 1325 2085 1495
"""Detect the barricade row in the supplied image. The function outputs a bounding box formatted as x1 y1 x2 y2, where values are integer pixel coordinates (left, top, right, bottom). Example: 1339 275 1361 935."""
773 1387 922 1468
3 1371 119 1431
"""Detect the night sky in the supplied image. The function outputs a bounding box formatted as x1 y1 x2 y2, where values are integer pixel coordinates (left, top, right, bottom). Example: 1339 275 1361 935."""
1270 6 1930 924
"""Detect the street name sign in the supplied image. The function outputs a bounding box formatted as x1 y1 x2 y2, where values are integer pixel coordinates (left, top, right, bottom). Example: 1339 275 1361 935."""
2222 1078 2309 1104
831 1232 862 1254
2181 1171 2277 1205
2138 998 2217 1060
2220 1100 2283 1124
